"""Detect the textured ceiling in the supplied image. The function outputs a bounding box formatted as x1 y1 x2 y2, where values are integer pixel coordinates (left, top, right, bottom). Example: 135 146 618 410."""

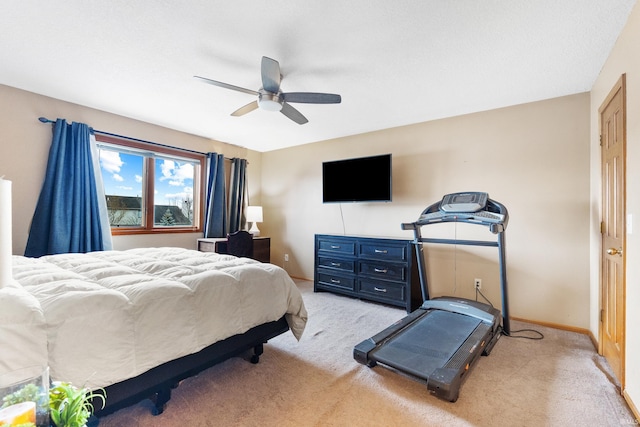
0 1 636 152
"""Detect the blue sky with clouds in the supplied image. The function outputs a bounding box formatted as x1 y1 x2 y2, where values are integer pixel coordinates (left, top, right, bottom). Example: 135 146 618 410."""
99 148 194 206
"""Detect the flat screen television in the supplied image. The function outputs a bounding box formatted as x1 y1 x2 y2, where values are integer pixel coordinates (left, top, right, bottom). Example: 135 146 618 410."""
322 154 392 203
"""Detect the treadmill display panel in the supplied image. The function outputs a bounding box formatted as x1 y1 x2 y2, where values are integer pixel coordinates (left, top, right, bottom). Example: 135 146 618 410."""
440 192 488 213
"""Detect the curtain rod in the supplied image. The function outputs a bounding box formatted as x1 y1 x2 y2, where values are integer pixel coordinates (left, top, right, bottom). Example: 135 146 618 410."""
38 117 233 159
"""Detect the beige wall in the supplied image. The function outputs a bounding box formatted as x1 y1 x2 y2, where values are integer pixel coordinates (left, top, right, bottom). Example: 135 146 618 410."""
262 93 591 329
590 0 640 413
0 84 261 254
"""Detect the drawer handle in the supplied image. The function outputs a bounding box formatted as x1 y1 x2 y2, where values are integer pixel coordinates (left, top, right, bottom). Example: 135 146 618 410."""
331 279 341 284
331 245 341 249
374 287 387 293
374 249 388 254
374 268 388 274
330 262 342 267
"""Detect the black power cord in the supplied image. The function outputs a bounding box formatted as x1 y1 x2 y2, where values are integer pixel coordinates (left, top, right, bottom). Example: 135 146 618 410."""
502 328 544 340
475 287 544 340
475 286 494 308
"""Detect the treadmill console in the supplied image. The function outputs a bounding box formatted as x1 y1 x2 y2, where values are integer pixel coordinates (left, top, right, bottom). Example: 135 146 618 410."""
410 191 508 233
440 192 487 213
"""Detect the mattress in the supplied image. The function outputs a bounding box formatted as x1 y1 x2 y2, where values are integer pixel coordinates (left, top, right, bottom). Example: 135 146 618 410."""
2 247 307 389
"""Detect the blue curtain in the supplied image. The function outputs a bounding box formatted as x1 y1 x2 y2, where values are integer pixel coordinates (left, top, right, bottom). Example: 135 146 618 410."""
203 153 227 237
228 158 247 233
24 119 113 257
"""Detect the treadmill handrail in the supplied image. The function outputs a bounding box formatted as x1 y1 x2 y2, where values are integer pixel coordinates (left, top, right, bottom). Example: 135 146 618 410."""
417 238 499 247
407 198 509 234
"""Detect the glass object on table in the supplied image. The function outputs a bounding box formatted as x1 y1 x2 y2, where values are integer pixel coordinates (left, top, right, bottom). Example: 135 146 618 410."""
0 366 49 427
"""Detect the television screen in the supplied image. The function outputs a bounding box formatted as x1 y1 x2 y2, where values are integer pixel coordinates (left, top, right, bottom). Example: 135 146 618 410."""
322 154 392 203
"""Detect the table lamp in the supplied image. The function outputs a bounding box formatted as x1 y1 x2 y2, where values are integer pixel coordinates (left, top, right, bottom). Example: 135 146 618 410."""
246 206 263 236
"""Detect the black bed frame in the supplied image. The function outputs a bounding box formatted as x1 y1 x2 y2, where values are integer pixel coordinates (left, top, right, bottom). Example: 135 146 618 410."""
90 316 289 418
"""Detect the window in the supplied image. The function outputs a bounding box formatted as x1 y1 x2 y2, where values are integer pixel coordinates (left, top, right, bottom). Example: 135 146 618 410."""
96 134 205 234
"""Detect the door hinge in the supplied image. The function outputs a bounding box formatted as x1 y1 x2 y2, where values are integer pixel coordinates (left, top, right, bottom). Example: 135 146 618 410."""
600 309 604 323
599 134 603 146
600 221 605 234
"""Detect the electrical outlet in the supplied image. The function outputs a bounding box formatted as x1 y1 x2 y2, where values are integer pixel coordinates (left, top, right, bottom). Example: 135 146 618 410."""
284 253 289 262
474 278 482 290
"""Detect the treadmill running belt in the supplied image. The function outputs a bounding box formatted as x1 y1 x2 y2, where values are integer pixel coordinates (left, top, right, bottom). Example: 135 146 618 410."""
370 310 482 380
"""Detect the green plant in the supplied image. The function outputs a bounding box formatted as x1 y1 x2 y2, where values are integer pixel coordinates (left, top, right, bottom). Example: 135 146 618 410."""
48 383 105 427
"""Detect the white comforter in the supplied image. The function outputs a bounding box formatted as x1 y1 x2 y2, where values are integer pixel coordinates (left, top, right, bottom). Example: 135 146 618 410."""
2 248 307 389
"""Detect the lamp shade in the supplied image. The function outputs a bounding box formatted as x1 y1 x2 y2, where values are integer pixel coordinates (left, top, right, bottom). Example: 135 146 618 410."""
246 206 263 223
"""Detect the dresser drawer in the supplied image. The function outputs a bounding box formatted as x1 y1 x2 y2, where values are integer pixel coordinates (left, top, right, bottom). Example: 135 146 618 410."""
359 242 408 262
318 256 356 273
317 238 356 256
359 260 407 282
359 279 406 303
317 272 355 291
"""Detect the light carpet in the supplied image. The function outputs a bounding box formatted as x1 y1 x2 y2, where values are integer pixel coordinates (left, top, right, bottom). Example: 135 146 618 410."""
99 279 634 427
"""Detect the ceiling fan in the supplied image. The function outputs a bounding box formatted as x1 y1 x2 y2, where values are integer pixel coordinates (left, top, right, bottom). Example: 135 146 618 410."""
194 56 341 125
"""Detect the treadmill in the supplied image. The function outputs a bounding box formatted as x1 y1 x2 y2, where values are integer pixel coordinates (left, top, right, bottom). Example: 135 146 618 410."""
353 192 510 402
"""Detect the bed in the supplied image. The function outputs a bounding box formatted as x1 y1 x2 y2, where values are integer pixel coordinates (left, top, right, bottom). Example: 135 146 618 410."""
1 247 307 417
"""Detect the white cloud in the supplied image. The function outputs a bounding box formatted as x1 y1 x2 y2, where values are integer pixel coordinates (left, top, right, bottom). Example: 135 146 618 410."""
159 159 194 186
175 163 194 181
160 160 175 179
99 150 123 174
113 174 124 182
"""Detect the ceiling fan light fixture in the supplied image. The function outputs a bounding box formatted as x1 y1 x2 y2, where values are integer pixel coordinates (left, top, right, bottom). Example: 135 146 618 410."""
196 56 340 124
258 92 283 112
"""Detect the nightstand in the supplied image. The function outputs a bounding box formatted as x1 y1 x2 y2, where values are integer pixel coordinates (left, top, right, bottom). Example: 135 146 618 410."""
198 236 271 263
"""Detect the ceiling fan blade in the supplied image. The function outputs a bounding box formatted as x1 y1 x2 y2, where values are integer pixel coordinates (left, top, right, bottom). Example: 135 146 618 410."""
261 56 281 93
231 101 259 117
194 76 259 96
282 92 342 104
280 102 308 125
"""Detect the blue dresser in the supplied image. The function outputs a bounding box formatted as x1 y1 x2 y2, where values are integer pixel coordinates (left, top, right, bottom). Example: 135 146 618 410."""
314 234 421 313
